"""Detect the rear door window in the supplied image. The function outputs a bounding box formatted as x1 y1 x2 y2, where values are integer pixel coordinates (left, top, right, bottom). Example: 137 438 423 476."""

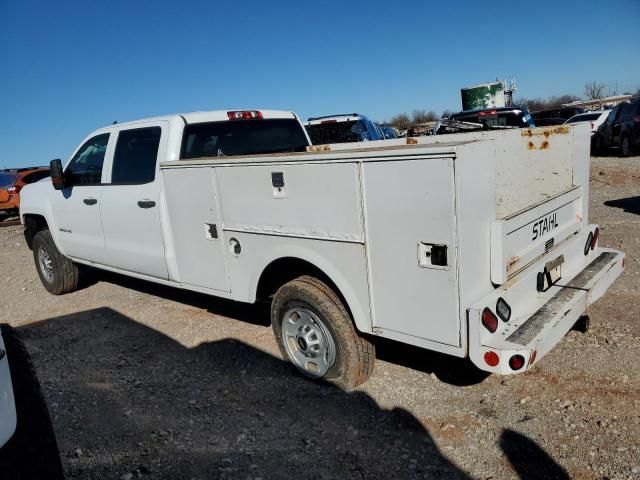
111 127 161 184
181 119 309 159
0 173 18 188
306 120 371 144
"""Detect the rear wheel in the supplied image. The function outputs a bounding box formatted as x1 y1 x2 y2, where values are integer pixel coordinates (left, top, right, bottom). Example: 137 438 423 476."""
620 135 632 157
32 229 79 295
271 275 375 390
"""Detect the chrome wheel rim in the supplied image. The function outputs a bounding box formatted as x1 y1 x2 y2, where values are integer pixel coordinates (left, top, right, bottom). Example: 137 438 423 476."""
281 306 336 378
38 246 54 283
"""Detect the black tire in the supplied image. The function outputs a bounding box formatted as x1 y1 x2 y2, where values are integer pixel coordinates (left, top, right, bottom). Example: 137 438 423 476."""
620 135 632 157
271 275 375 390
32 230 79 295
0 324 65 479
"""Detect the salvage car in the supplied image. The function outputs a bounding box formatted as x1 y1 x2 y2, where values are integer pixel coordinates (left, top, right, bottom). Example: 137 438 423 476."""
304 113 385 144
0 167 49 221
593 98 640 156
433 107 535 135
19 110 623 389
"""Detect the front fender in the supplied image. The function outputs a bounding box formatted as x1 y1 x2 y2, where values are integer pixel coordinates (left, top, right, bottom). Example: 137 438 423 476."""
19 182 66 256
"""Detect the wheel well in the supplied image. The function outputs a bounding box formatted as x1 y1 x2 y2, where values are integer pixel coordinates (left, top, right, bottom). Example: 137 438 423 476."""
256 257 353 317
23 214 48 250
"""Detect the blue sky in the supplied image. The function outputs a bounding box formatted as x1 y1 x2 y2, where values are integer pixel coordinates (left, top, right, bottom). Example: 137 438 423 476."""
1 0 639 168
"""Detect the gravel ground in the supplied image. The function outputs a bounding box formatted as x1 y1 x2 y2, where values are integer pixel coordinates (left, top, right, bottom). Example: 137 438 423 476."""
0 156 639 480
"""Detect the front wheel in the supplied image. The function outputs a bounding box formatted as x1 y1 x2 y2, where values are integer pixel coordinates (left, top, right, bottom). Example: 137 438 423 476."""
32 229 79 295
271 276 375 390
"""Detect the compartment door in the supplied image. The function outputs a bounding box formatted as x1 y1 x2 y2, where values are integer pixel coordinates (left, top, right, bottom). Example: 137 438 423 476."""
363 158 459 346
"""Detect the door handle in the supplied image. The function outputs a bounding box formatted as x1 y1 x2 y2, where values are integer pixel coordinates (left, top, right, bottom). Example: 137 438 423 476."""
137 200 156 209
83 198 97 205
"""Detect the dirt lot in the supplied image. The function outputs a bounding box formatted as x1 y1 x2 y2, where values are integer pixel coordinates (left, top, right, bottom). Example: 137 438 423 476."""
1 156 639 480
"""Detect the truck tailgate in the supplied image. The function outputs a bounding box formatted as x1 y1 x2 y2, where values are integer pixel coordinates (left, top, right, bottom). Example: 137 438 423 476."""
490 187 582 284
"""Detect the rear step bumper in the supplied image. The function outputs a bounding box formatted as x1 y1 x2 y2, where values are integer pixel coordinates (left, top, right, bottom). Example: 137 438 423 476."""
468 246 624 375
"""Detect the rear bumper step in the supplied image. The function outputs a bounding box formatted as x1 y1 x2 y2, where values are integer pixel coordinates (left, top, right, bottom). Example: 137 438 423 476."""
507 251 618 345
469 247 624 374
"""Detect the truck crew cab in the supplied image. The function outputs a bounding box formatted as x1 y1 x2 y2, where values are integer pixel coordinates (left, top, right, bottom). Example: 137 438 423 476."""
20 109 624 389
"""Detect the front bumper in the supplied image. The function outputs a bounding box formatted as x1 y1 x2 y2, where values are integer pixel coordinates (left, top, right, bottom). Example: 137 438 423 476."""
469 242 624 374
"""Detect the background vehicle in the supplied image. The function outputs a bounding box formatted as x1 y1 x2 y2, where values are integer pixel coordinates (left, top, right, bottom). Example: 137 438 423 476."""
564 110 610 136
531 107 585 126
0 167 49 221
433 107 534 135
0 324 64 479
20 112 623 390
304 114 385 144
380 126 398 139
594 98 640 156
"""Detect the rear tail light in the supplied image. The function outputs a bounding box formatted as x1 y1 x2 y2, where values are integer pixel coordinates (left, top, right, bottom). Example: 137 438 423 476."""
509 354 525 371
481 308 498 333
590 227 599 250
484 351 500 367
227 110 263 120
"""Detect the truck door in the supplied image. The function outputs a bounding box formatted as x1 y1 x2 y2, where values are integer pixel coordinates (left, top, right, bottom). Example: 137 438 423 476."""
99 122 169 279
50 132 112 264
363 157 460 346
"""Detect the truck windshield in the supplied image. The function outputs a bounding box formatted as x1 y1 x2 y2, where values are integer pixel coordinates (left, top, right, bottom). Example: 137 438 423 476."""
0 173 18 188
180 119 309 159
306 120 370 144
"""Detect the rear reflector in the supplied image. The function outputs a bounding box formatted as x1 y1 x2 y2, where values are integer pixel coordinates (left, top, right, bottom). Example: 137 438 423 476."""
484 351 500 367
227 110 263 120
496 297 511 322
482 308 498 333
590 227 599 250
509 354 525 371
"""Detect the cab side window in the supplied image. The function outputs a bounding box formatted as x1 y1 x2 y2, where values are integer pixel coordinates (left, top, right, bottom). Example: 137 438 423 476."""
65 134 110 185
111 127 161 184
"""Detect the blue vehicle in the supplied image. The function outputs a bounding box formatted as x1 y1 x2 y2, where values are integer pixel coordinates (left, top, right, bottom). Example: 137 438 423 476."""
304 113 386 144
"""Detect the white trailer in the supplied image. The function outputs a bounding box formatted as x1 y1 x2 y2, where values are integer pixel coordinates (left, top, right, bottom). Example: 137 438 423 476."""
20 111 624 388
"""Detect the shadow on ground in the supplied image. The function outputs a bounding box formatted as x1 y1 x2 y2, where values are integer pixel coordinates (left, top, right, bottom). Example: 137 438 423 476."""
604 196 640 215
79 268 490 388
19 308 569 479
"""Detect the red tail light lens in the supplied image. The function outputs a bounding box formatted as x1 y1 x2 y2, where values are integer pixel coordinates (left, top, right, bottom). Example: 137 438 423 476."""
484 351 500 367
482 308 498 333
509 354 525 371
590 227 599 250
227 110 263 120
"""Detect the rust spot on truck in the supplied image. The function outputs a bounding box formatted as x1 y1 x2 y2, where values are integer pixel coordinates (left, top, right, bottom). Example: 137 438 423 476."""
507 256 520 272
541 141 550 150
528 141 535 150
406 137 418 145
521 126 569 137
307 144 331 152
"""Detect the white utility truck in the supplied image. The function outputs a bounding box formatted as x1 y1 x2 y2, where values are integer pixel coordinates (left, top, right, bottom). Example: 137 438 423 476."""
20 110 624 388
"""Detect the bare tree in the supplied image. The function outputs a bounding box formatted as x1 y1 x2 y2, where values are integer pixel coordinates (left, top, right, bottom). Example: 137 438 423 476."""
516 94 581 112
388 113 411 131
441 110 453 119
584 81 605 100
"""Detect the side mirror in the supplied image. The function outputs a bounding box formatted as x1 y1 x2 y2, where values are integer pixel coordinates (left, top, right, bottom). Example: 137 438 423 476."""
50 159 65 190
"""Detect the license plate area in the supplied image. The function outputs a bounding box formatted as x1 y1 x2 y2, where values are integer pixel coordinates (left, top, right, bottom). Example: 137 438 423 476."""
537 255 564 292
